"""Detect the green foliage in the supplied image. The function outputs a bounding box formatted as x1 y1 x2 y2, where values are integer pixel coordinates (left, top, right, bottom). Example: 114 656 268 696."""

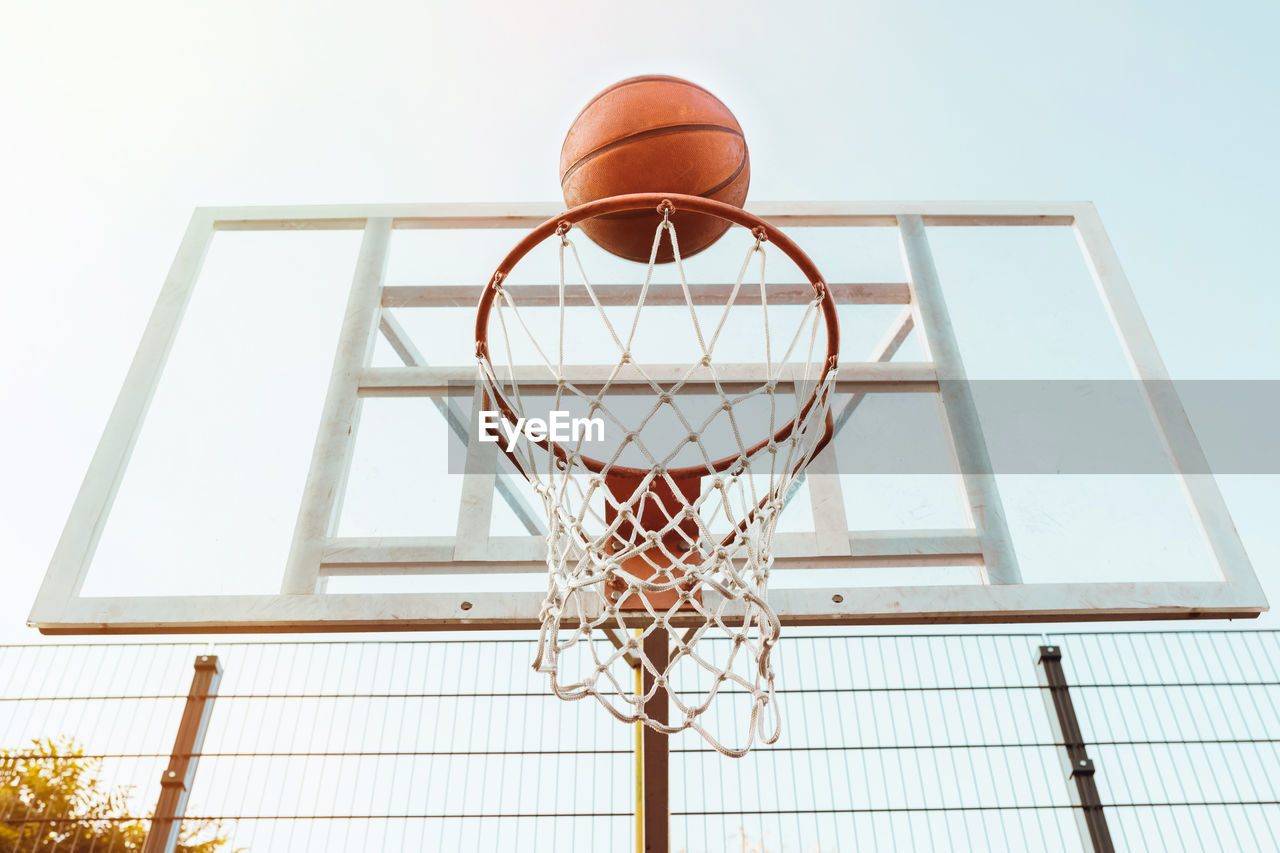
0 738 237 853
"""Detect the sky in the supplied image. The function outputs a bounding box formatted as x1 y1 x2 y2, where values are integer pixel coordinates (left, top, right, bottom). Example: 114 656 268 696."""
2 0 1279 643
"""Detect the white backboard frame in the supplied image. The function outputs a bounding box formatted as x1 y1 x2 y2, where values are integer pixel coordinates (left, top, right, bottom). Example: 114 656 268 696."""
29 202 1267 633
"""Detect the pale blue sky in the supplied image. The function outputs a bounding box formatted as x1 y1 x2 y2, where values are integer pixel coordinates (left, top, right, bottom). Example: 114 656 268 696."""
1 0 1278 641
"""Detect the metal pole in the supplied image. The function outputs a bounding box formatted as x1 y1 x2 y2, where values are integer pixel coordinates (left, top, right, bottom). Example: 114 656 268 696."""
635 652 644 853
897 214 1021 585
143 654 223 853
642 629 670 853
1037 645 1114 853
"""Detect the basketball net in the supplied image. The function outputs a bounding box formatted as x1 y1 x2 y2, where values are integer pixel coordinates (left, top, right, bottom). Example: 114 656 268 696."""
477 205 837 756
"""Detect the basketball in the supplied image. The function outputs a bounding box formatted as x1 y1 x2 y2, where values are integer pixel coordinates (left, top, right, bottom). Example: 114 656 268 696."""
559 75 750 263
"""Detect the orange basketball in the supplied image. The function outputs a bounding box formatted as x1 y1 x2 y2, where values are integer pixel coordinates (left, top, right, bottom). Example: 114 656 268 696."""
560 75 750 263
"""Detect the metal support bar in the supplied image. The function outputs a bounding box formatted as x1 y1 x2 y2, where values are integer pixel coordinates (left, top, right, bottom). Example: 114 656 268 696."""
382 281 911 307
784 305 915 511
357 362 937 397
1037 645 1114 853
142 655 223 853
282 218 392 594
453 383 497 559
378 310 544 535
641 629 670 853
898 214 1021 584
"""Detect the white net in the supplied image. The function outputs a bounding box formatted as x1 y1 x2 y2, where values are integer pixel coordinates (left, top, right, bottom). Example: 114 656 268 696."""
477 206 838 756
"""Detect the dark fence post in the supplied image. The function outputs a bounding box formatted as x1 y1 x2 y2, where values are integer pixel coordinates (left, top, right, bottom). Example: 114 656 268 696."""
1037 645 1114 853
143 654 222 853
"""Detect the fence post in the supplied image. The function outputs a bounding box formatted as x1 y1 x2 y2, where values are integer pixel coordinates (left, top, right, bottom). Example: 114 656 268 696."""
143 654 222 853
1037 645 1114 853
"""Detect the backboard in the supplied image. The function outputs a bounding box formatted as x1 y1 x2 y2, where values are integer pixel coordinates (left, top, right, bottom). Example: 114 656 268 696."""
29 201 1267 634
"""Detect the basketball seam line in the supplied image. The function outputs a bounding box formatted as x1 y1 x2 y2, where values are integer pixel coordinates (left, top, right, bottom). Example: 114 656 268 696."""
560 124 745 187
697 150 749 201
588 152 749 222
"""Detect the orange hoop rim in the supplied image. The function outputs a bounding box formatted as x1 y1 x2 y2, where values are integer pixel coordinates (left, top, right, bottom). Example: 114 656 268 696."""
474 192 840 480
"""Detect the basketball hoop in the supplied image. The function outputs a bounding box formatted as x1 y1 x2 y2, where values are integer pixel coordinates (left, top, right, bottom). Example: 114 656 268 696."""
475 193 839 755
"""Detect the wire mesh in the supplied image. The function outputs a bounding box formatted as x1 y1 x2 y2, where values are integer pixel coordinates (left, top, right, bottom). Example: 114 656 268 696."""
1 632 1278 851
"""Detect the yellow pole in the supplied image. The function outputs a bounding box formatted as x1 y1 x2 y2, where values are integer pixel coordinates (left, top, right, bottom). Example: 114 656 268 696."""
635 632 644 853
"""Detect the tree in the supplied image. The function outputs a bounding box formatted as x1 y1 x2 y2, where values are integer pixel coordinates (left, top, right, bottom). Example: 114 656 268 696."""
0 738 237 853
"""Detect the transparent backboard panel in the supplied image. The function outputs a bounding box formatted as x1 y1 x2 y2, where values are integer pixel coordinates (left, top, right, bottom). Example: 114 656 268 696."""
927 226 1214 585
84 230 361 597
337 398 464 539
35 202 1263 632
